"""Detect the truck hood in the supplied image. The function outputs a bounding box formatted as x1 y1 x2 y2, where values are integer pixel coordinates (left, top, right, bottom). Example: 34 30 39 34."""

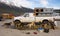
14 16 22 20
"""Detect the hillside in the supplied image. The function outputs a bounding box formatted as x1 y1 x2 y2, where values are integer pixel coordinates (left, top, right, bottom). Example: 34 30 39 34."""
0 2 33 16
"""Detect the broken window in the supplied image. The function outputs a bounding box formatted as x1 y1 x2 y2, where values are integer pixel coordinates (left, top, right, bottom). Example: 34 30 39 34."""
36 9 39 12
36 13 39 16
40 9 43 12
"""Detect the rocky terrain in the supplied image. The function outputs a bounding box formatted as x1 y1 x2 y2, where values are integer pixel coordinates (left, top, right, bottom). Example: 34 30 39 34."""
0 19 60 36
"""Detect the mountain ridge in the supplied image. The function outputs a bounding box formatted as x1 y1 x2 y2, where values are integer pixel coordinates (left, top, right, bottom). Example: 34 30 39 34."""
0 2 33 16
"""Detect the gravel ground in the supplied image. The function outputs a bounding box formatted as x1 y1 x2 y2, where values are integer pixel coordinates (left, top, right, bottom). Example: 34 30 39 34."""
0 19 60 36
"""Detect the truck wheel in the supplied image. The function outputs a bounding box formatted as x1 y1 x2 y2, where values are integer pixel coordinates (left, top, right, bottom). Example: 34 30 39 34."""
42 20 49 24
14 20 21 29
42 20 52 29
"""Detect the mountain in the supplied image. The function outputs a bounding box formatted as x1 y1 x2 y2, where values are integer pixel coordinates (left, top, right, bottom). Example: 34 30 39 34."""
53 9 60 13
0 2 33 16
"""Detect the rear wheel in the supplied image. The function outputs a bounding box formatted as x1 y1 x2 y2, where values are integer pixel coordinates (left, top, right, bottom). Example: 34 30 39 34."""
42 20 51 29
42 20 49 24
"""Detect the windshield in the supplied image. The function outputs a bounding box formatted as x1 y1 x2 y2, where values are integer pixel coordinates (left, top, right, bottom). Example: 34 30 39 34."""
23 13 29 17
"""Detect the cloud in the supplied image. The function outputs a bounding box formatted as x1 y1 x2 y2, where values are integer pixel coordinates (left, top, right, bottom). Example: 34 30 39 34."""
12 0 34 8
0 0 60 9
39 0 60 9
0 0 34 8
40 0 48 7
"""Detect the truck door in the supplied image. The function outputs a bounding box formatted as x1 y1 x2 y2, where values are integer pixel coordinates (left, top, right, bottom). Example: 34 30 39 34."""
28 13 35 22
23 13 29 22
29 17 35 22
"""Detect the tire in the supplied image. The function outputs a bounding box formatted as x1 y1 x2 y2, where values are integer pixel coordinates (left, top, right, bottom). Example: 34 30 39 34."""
42 20 52 29
42 20 49 24
14 20 21 29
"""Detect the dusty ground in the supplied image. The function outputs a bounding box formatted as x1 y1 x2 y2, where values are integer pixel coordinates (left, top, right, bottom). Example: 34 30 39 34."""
0 19 60 36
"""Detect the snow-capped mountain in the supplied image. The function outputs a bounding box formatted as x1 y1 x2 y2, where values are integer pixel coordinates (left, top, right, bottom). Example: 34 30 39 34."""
0 2 33 16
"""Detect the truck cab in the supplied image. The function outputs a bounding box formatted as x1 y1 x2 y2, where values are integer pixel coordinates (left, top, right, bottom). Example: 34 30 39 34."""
13 8 59 29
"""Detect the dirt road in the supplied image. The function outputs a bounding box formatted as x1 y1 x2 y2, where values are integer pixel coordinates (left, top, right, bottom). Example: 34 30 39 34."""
0 19 60 36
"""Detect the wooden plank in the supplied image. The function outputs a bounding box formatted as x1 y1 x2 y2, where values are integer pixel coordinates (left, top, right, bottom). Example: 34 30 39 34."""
54 19 60 21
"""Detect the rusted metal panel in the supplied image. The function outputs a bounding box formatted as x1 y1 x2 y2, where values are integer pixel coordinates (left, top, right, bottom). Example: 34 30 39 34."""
54 19 60 21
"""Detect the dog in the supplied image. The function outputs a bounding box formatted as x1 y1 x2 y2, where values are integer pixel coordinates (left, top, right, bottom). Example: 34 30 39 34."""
27 22 35 28
2 22 12 27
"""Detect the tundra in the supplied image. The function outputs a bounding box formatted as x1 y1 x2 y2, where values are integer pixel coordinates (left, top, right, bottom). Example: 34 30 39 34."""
13 13 56 29
13 8 60 29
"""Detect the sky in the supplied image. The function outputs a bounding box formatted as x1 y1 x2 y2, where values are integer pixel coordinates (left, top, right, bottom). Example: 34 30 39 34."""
0 0 60 9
